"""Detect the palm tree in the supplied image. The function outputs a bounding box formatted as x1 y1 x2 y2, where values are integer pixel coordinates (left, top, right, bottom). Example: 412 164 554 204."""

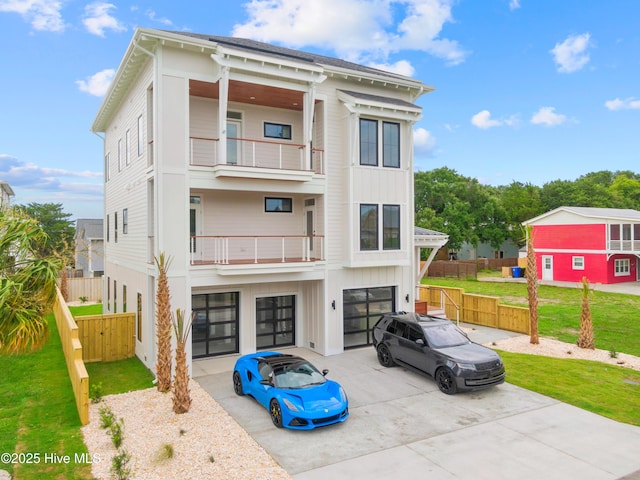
172 308 192 414
577 276 595 349
525 225 539 344
0 208 61 353
154 253 173 392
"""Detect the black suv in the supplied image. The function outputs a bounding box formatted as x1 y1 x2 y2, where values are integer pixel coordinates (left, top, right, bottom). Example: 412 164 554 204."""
372 312 505 394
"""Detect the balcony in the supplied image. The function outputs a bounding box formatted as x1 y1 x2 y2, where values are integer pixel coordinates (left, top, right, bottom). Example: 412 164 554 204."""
190 136 325 182
189 235 325 275
608 240 640 252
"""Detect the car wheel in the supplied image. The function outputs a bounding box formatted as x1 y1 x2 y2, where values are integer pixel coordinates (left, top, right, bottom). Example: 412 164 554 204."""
436 367 458 395
377 344 395 367
232 371 244 396
270 399 283 428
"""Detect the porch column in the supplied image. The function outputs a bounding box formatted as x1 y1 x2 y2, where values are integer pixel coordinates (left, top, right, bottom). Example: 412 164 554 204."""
303 85 316 171
217 65 229 164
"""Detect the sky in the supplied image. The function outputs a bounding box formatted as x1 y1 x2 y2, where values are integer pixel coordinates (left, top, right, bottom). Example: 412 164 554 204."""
1 0 639 221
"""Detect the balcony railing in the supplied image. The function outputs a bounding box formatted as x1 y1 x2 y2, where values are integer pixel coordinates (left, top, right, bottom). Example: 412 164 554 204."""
190 136 324 174
189 235 325 265
608 240 640 252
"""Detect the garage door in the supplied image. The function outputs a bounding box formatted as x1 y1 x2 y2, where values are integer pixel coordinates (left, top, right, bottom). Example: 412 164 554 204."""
343 286 395 349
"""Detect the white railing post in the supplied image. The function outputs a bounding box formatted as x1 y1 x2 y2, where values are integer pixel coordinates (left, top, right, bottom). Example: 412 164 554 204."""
252 141 256 167
224 238 229 264
282 238 286 262
279 144 283 169
254 238 258 263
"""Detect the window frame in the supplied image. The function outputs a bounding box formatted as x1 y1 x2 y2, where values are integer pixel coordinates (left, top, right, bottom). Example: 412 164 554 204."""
383 204 401 250
359 204 379 250
263 122 292 140
264 197 293 213
382 121 400 168
572 256 585 270
137 114 144 157
359 118 378 166
614 258 630 276
123 208 128 234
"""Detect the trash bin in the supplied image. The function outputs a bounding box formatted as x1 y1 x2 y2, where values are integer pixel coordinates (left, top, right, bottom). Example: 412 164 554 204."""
511 267 522 278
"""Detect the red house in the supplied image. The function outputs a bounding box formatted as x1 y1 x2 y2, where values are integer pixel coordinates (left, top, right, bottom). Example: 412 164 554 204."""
524 207 640 284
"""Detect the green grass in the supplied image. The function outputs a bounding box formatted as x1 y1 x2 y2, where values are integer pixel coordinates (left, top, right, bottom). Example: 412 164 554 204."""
0 305 153 479
423 276 640 357
500 351 640 426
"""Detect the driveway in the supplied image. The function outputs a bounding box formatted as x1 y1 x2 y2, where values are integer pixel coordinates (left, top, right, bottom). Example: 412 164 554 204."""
194 326 640 479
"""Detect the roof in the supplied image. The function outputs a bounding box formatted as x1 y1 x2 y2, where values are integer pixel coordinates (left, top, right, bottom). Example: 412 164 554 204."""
524 206 640 225
0 181 14 196
93 28 433 132
414 226 447 237
75 218 104 240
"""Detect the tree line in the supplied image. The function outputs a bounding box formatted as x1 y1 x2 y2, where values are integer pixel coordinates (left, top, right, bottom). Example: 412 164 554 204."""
415 168 640 251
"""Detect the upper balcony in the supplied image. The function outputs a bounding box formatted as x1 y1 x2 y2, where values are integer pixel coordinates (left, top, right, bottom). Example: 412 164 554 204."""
607 223 640 253
190 136 325 182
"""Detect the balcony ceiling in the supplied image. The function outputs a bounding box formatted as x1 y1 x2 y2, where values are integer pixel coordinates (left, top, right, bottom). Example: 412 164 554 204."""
190 79 304 111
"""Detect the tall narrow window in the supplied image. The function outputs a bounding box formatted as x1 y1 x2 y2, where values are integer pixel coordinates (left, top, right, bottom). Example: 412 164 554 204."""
114 211 118 243
360 204 378 250
383 205 401 250
107 276 111 311
113 279 117 313
123 208 128 234
359 119 378 166
106 214 110 242
137 293 142 341
125 129 130 166
123 284 127 312
118 139 122 172
137 114 144 156
105 153 111 181
382 122 400 168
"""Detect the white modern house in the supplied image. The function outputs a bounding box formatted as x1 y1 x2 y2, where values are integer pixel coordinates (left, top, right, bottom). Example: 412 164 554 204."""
0 181 14 209
74 218 104 277
92 28 434 371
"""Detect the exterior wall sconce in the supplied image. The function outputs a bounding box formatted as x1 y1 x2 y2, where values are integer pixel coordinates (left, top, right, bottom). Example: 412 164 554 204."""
331 300 336 310
405 294 410 303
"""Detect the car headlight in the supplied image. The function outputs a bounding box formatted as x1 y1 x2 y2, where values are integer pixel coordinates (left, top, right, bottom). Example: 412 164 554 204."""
455 362 477 371
282 398 301 412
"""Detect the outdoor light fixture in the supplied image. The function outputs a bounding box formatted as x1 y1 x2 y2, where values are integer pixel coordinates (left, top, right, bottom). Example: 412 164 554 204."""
405 294 410 303
331 300 336 310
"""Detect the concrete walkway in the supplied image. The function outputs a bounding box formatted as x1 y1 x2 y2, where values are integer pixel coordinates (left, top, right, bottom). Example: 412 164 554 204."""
194 323 640 480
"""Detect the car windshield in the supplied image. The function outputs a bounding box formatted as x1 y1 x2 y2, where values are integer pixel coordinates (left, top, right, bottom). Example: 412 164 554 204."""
273 361 327 389
423 324 470 348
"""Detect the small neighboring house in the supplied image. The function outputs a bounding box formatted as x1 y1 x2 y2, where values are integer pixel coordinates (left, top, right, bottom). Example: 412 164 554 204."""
91 28 434 371
0 181 14 208
74 219 104 277
523 206 640 284
454 239 520 261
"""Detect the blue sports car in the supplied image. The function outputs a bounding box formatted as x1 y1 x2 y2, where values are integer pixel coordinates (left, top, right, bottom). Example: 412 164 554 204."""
232 352 349 430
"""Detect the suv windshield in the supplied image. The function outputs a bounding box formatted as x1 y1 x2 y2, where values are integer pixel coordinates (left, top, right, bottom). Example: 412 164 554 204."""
273 361 327 389
423 324 469 348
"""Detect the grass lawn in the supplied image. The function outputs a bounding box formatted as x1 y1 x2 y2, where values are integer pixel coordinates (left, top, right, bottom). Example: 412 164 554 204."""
423 276 640 357
0 304 153 480
500 351 640 426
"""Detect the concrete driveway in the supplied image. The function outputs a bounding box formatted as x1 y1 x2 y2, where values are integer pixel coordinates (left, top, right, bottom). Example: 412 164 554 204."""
194 327 640 479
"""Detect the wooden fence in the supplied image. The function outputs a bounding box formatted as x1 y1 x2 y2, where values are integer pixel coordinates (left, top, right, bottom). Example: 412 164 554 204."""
425 258 520 279
52 288 89 425
58 277 103 303
418 285 530 334
75 313 136 363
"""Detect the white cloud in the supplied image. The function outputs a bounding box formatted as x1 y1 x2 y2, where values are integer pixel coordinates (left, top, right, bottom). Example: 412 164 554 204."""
368 59 415 77
605 97 640 111
82 2 125 37
530 106 567 126
233 0 468 68
145 9 172 26
471 110 519 129
0 0 65 32
550 33 591 73
76 69 115 97
509 0 521 10
413 127 436 155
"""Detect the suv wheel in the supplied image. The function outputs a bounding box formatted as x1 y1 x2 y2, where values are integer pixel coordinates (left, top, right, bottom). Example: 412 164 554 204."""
377 344 395 367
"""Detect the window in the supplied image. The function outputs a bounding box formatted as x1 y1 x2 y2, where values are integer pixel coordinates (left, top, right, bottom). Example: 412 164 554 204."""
264 122 292 140
615 258 630 276
382 122 400 167
118 139 122 172
125 129 130 166
113 279 117 313
137 293 142 341
114 211 118 243
137 114 144 156
106 214 110 242
360 204 378 250
572 256 584 270
123 284 127 312
359 119 378 166
383 205 400 250
123 208 128 234
107 276 110 311
265 197 292 213
105 153 110 181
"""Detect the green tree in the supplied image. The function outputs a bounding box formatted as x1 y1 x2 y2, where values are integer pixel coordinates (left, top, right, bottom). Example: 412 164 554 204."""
0 208 61 353
15 203 75 266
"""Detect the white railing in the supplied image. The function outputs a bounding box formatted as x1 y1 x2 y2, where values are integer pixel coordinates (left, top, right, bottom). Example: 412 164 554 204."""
190 235 325 265
190 136 324 174
608 240 640 252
